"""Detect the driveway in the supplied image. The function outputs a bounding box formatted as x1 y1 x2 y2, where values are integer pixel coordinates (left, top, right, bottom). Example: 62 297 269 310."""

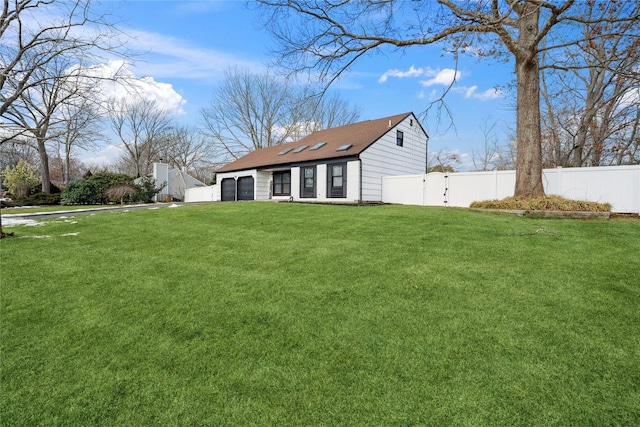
1 203 187 224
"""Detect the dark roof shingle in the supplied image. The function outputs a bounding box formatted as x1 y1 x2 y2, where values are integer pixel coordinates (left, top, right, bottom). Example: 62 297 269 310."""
216 112 413 173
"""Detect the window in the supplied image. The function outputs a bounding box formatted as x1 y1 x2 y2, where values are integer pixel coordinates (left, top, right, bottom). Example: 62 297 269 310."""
293 145 309 153
332 165 343 187
327 162 347 198
300 166 316 198
396 130 404 147
278 147 293 155
310 142 326 150
273 171 291 196
336 144 352 151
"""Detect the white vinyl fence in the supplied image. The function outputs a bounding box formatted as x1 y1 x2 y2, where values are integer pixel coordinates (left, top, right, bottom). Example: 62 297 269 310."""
382 165 640 214
184 184 219 203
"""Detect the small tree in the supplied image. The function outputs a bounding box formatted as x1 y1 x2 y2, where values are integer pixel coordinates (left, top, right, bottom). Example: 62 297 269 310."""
60 179 100 205
1 160 41 196
104 184 138 205
135 175 165 203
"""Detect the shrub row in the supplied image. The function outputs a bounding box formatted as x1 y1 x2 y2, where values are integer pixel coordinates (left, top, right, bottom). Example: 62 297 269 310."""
60 172 162 205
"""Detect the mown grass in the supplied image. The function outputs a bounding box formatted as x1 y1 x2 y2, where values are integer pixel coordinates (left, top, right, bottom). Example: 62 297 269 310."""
1 203 639 426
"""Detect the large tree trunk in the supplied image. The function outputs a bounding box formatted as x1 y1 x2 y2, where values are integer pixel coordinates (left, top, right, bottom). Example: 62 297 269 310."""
64 142 72 184
514 4 545 198
37 138 52 194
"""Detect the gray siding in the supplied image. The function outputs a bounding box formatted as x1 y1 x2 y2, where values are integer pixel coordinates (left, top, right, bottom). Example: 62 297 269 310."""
359 114 427 201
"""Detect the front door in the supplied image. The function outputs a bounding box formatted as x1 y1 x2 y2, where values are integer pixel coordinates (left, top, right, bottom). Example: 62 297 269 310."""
328 163 346 198
301 166 316 198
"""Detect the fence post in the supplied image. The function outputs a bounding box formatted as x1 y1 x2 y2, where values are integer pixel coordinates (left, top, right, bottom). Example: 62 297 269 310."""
557 167 562 196
422 174 426 206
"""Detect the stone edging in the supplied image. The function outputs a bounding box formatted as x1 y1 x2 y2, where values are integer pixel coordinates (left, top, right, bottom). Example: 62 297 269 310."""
470 208 610 219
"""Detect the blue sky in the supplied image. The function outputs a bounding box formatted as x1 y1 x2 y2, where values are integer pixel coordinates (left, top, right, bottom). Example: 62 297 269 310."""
88 0 517 170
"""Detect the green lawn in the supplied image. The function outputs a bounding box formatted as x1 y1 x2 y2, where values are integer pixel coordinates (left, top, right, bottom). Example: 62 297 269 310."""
1 202 639 426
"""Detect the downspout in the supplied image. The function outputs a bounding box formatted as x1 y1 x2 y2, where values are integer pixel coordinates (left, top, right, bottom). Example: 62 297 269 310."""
424 136 429 206
359 157 363 203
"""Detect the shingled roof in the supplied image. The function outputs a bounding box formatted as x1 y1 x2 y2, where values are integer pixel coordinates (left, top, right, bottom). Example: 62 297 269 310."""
216 112 414 173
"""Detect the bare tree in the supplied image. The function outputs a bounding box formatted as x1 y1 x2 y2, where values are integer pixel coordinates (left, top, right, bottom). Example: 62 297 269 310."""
201 68 303 160
106 98 172 178
286 90 362 141
472 117 502 171
257 0 640 197
428 150 460 173
0 0 130 237
0 140 38 172
540 2 640 168
155 125 216 174
0 0 126 117
54 92 103 184
201 67 360 161
2 53 103 193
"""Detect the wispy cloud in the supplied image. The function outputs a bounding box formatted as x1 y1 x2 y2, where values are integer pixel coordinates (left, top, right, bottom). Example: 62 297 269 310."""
420 68 461 87
380 65 502 101
461 85 504 100
80 143 125 167
378 65 424 83
124 28 266 82
379 66 461 87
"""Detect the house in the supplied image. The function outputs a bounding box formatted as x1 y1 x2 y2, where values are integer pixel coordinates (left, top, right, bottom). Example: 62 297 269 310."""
151 162 207 202
215 112 429 203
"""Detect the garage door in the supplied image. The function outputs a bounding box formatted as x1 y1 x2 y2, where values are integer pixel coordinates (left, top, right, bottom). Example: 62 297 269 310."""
221 178 236 201
237 176 254 201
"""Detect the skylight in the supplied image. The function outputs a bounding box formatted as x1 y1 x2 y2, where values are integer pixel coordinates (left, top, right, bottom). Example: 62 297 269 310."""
278 147 294 155
336 144 352 151
310 142 327 150
293 145 309 153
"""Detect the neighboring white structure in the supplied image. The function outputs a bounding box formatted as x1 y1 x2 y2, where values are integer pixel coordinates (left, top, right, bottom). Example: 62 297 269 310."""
151 162 207 202
381 165 640 214
185 113 428 203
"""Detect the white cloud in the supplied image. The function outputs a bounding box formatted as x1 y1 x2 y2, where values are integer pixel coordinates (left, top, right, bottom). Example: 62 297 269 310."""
378 66 460 87
378 65 424 83
378 66 462 92
79 143 125 167
420 68 461 87
465 85 478 98
84 60 186 115
461 85 504 100
619 87 639 109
